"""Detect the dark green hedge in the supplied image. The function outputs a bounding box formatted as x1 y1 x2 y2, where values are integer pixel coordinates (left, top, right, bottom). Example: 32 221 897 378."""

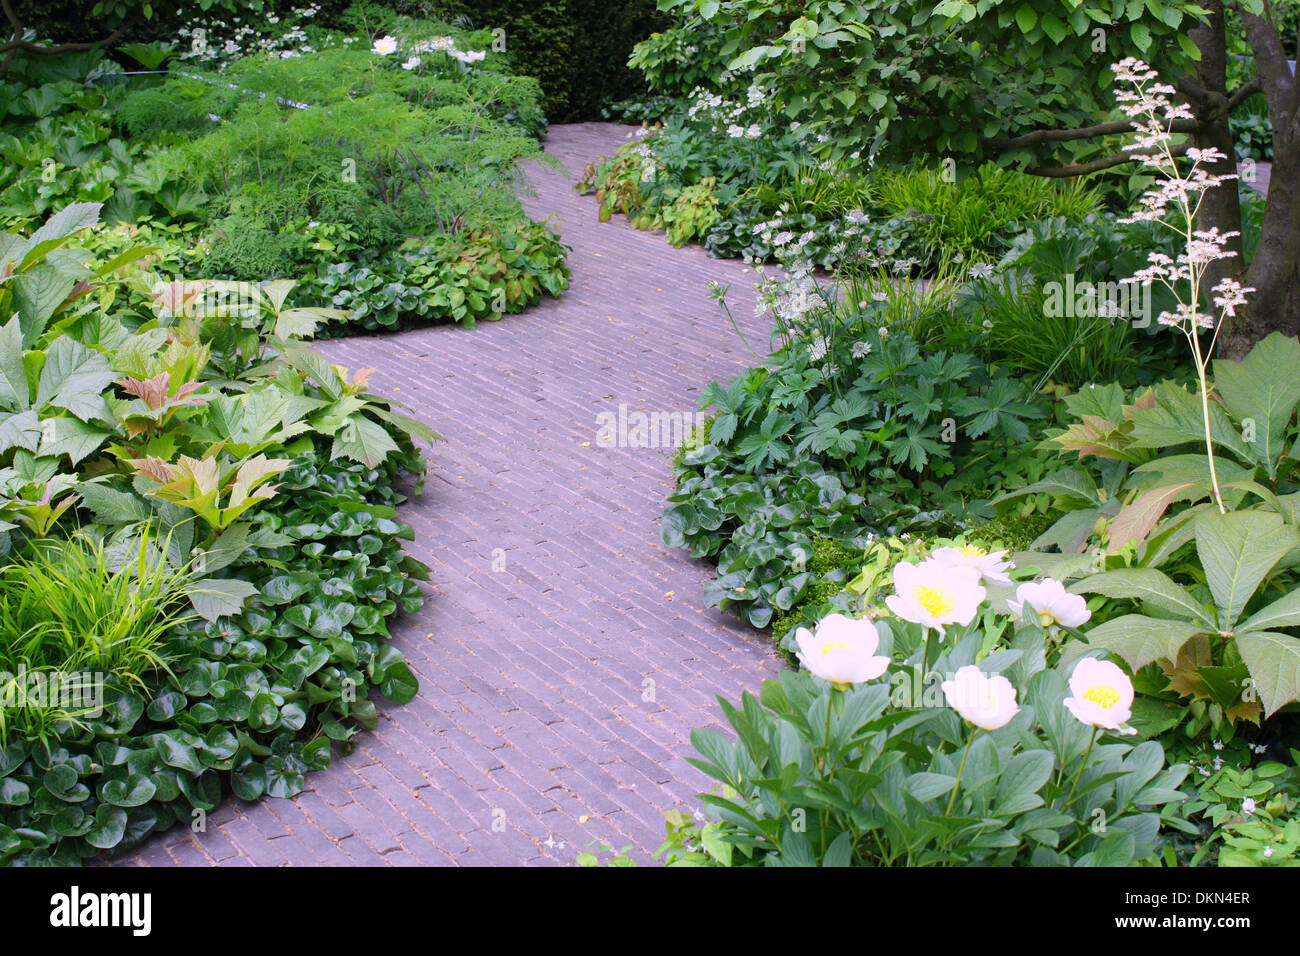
13 0 666 122
431 0 669 121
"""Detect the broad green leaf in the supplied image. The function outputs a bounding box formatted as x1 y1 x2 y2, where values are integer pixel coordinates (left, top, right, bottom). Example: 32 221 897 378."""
1072 569 1215 627
1128 382 1251 462
78 481 152 524
1195 510 1300 626
1212 333 1300 476
0 409 40 454
36 336 116 422
189 577 258 621
0 318 30 410
11 267 75 347
1238 586 1300 634
331 415 399 469
38 415 110 465
1235 631 1300 716
1080 614 1205 670
992 466 1099 506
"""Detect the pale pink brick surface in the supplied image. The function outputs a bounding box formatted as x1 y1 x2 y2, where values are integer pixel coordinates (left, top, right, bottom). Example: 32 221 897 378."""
113 123 786 867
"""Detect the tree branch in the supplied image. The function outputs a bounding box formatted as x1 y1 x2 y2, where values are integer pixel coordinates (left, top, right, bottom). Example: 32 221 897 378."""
1027 142 1191 178
1227 76 1263 112
1241 1 1295 121
984 118 1199 151
0 3 135 62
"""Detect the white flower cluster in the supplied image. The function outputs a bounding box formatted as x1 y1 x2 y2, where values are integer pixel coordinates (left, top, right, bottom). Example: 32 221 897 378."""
177 4 322 67
1112 58 1255 339
372 34 486 64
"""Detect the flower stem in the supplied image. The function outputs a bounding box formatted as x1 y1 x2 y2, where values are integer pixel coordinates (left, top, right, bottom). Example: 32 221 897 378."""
1190 329 1226 514
1065 727 1099 807
946 730 977 817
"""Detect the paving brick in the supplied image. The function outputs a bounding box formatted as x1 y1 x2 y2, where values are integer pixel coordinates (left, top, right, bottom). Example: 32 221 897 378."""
112 122 786 869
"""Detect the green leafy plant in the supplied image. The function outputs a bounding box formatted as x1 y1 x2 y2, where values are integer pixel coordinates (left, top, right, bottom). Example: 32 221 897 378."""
681 623 1188 866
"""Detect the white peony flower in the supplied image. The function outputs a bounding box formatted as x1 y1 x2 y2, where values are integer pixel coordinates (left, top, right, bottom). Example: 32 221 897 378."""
371 35 398 55
885 559 985 639
1063 658 1137 734
942 665 1020 731
1009 578 1091 628
794 614 891 688
930 545 1014 585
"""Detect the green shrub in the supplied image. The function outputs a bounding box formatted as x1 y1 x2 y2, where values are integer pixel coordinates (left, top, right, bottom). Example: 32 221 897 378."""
670 624 1190 866
868 163 1105 265
0 205 435 863
663 317 1050 628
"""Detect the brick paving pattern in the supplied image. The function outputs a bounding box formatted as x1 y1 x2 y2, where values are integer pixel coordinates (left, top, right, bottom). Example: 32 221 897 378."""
114 123 787 867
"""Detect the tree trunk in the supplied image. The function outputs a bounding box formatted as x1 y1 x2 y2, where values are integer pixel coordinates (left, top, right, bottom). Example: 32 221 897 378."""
1220 2 1300 355
1183 0 1245 321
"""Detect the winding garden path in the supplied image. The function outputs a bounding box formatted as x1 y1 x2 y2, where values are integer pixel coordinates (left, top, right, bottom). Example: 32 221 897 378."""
119 123 786 867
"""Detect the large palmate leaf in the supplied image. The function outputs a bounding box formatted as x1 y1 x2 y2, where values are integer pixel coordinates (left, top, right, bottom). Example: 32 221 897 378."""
1127 381 1252 463
1194 510 1300 627
0 318 30 411
1106 482 1198 554
188 577 259 622
1079 614 1206 671
38 415 111 466
1234 631 1300 717
1238 586 1300 635
331 416 399 469
35 336 117 423
1212 333 1300 477
1072 569 1215 628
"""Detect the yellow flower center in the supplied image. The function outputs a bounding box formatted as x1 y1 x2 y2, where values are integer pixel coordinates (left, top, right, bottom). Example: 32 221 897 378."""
820 642 850 654
1083 685 1119 709
914 585 954 617
958 545 987 557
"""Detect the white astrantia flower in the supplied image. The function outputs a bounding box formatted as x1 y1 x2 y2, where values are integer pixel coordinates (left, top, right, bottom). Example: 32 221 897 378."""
968 262 994 280
371 35 398 55
807 335 829 361
851 340 872 359
1008 578 1091 628
794 614 890 688
930 545 1014 585
942 665 1020 731
1062 658 1137 734
885 559 985 639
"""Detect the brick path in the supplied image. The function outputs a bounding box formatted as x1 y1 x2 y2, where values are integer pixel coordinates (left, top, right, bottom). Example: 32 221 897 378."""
117 123 786 867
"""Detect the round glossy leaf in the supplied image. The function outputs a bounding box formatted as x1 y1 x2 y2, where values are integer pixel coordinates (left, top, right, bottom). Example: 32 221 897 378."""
85 805 128 850
99 774 157 808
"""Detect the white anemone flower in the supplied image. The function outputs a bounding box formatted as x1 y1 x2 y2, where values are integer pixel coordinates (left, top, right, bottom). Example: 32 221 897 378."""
942 665 1020 731
884 559 985 639
794 614 890 688
371 35 398 55
930 545 1014 585
1063 658 1137 734
1009 578 1091 628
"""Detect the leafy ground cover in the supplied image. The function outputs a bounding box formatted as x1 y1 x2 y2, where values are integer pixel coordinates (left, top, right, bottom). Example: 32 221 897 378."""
0 203 434 863
616 7 1300 868
1 5 572 334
